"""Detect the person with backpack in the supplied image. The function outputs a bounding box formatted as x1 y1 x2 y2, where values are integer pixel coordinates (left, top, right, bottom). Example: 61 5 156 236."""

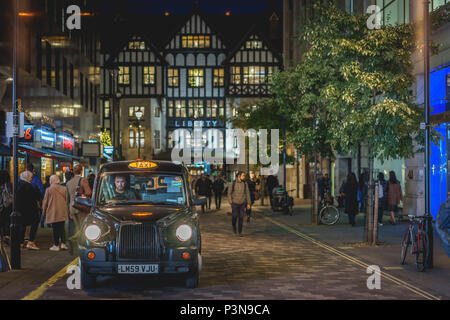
66 164 92 238
195 174 213 213
228 171 251 236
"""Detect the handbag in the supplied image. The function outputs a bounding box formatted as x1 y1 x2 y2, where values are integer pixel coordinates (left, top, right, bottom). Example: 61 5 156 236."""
71 177 91 213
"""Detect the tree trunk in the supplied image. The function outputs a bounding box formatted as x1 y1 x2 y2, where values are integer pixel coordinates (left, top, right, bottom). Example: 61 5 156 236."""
313 151 319 225
373 185 379 246
365 156 375 244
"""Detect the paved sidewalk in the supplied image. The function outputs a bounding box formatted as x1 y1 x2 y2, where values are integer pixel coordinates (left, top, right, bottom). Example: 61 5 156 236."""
251 200 450 299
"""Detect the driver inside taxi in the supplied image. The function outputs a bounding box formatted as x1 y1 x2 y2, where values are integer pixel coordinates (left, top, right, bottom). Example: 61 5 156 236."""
112 175 137 200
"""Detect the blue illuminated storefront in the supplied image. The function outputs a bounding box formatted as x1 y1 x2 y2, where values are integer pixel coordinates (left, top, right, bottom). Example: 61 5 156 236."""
430 62 450 217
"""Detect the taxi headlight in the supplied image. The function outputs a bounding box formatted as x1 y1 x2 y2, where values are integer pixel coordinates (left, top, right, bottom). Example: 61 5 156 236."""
175 224 192 242
85 224 102 241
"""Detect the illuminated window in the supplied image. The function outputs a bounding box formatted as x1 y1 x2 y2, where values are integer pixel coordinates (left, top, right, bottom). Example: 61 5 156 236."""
128 106 145 118
243 66 266 85
206 100 224 118
104 100 110 118
118 66 130 85
245 40 263 49
168 68 179 87
181 35 211 48
129 41 145 50
231 66 240 85
213 69 224 87
129 129 135 148
188 100 204 118
175 100 187 117
143 66 155 85
188 69 204 87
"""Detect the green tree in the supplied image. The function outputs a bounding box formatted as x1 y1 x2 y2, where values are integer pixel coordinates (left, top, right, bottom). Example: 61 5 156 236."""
100 129 112 146
272 3 440 239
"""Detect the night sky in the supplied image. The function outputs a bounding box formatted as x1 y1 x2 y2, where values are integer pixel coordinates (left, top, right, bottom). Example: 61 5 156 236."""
102 0 283 14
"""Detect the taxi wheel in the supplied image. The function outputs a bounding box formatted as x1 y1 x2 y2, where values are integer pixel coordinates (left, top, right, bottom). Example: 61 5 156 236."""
80 261 96 289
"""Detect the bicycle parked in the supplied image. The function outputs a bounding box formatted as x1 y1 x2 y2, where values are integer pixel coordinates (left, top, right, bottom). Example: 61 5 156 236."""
319 193 341 225
400 215 429 272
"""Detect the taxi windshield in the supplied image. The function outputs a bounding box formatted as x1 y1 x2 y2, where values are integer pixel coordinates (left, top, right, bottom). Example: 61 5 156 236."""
97 173 186 206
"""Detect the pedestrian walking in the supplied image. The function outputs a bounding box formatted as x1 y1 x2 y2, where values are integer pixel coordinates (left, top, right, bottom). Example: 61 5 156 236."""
245 174 256 223
0 171 12 246
17 171 41 250
66 164 92 238
228 171 251 236
342 172 359 227
376 172 388 226
27 163 45 197
88 172 95 191
212 175 225 210
61 170 74 187
195 174 213 213
387 171 402 225
206 175 213 210
42 175 70 251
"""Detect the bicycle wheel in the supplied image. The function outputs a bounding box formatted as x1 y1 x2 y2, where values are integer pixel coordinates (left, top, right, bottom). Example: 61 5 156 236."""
319 206 340 225
400 229 411 265
415 231 429 272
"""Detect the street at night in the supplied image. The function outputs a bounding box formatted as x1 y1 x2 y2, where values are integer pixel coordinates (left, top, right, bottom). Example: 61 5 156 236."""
0 0 450 310
0 203 448 301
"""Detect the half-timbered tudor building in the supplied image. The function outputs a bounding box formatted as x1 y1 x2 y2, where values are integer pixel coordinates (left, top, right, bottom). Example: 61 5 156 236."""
99 1 282 175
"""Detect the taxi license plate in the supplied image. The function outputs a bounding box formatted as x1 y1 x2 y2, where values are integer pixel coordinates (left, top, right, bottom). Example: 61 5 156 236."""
118 264 159 274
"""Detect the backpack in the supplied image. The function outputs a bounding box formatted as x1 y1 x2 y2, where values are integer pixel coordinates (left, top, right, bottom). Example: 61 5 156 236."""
0 184 12 210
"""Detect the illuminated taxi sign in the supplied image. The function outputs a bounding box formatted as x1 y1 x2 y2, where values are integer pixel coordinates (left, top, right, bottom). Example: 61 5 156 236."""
128 161 157 169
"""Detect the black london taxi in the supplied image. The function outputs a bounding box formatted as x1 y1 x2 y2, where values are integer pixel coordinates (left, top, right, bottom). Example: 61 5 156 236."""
74 160 203 289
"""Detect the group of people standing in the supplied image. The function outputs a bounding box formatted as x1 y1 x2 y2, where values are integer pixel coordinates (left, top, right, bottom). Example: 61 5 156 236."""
0 164 93 252
339 171 402 226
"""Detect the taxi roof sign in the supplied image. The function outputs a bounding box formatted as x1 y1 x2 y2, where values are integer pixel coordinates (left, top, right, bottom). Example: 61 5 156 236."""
128 161 158 169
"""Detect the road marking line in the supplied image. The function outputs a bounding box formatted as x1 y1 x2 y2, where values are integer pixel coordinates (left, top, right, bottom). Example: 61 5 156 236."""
21 257 79 300
338 247 355 250
260 214 440 300
384 267 404 270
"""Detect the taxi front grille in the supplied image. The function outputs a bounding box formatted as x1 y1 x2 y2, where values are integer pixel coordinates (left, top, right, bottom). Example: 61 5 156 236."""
118 223 160 260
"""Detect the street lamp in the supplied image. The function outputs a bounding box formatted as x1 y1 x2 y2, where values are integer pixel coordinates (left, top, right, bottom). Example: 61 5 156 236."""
423 0 433 268
135 110 143 159
108 66 122 161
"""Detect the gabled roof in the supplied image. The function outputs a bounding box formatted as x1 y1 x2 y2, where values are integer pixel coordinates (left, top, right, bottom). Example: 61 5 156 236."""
99 2 282 59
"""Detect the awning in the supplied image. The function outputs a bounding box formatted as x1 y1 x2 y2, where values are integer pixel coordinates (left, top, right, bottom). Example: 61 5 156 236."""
18 144 80 161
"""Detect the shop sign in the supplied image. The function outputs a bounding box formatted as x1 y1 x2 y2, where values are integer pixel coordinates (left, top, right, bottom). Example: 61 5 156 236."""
63 137 74 151
172 120 221 128
103 146 114 160
38 128 56 149
19 125 34 142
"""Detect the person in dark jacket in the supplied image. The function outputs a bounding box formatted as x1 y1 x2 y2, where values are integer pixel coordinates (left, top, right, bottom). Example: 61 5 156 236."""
17 171 42 250
212 175 225 210
195 174 213 213
376 172 388 226
27 163 45 198
387 171 402 225
87 172 95 191
245 174 256 223
266 175 279 207
228 171 251 236
342 172 359 227
0 170 12 245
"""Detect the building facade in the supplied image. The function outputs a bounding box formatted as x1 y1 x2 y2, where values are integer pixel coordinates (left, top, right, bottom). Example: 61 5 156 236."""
99 2 283 178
